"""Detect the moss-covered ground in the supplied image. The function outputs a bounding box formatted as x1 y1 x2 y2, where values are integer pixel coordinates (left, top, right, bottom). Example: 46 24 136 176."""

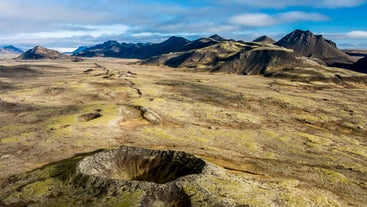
0 58 366 206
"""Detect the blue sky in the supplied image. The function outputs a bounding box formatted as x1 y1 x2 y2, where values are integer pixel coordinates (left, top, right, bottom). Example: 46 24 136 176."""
0 0 367 51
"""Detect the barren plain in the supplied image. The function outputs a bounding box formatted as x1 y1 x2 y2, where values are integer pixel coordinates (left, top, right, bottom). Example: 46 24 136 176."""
0 58 366 206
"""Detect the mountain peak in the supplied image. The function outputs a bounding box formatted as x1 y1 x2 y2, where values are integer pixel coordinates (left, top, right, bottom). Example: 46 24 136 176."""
17 46 65 60
2 45 23 54
276 29 353 66
164 36 190 44
0 45 23 54
102 40 120 47
252 35 276 44
209 34 225 41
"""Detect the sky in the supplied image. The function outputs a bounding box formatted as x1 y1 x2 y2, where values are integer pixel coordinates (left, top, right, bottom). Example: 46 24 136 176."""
0 0 367 52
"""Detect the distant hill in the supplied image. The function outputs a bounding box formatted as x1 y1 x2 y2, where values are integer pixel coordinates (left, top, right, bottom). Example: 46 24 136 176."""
17 46 68 60
275 29 354 67
0 45 23 57
343 50 367 59
1 45 23 54
75 35 226 59
71 46 88 54
351 57 367 73
209 34 226 41
252 36 276 44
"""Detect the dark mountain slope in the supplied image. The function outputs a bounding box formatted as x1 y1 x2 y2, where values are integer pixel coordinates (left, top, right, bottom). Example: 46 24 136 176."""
351 57 367 73
252 36 276 44
209 34 226 41
1 45 23 54
143 40 367 83
132 36 190 59
75 35 226 59
143 41 302 75
276 30 354 67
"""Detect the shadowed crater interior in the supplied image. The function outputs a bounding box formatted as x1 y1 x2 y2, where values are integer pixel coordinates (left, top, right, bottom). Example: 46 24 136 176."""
77 146 206 184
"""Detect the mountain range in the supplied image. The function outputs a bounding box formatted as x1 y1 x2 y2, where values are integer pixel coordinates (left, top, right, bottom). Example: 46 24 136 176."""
0 45 23 55
75 34 224 59
16 30 366 74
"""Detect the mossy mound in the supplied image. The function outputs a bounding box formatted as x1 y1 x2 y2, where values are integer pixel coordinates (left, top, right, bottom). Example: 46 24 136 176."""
0 146 207 207
77 146 205 184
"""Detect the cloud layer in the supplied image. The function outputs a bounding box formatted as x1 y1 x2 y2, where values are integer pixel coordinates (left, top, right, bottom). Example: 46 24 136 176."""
216 0 365 8
230 12 329 27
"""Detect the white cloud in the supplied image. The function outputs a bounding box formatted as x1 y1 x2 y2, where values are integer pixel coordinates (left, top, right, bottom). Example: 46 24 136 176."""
346 31 367 39
2 24 128 40
217 0 365 8
230 11 329 27
230 14 275 27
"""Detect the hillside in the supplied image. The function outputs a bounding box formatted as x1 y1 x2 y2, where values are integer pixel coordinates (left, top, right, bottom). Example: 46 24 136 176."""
144 41 300 75
275 29 354 67
17 46 68 60
0 45 23 54
143 40 367 82
252 35 276 44
352 56 367 73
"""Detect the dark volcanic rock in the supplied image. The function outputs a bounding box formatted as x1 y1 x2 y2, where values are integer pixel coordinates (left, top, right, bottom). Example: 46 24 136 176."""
252 36 276 44
17 46 67 60
351 57 367 73
276 29 353 67
77 112 102 122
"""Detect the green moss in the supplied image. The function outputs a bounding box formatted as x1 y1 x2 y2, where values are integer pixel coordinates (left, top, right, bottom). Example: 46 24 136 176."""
46 103 121 140
318 168 351 184
89 190 145 207
0 132 35 144
296 132 333 147
3 178 55 203
263 130 279 138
